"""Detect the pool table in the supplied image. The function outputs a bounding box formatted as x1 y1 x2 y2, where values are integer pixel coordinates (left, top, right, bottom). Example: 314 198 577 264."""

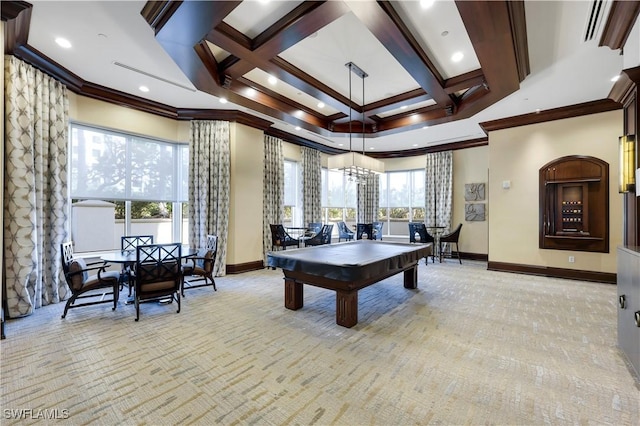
267 240 432 328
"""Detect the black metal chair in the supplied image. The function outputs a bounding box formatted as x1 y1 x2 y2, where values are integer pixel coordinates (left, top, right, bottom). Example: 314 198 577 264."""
182 234 218 296
408 222 436 264
270 224 300 250
439 223 463 264
120 235 154 296
356 223 374 240
305 224 333 246
134 243 182 321
60 241 120 318
372 222 384 240
337 221 354 242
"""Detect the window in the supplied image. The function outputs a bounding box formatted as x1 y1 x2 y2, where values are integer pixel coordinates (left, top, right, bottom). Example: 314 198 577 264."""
69 123 188 252
321 169 357 232
378 170 425 236
283 160 300 227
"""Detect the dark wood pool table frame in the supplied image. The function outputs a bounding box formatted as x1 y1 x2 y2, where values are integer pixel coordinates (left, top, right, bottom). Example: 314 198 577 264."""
267 240 432 328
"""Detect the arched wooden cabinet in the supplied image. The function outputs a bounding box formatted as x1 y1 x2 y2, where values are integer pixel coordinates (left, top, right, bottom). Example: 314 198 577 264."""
539 155 609 252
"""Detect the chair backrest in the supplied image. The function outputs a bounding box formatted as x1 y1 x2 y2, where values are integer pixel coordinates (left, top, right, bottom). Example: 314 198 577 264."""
337 221 351 238
409 222 434 244
356 223 373 240
320 224 333 244
372 222 384 240
122 235 154 251
205 234 218 252
199 234 218 272
441 223 463 243
61 241 74 266
308 222 322 235
270 224 285 245
60 241 88 292
135 243 181 294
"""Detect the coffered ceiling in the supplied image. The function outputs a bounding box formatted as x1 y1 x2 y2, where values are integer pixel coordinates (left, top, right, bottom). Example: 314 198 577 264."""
3 1 637 155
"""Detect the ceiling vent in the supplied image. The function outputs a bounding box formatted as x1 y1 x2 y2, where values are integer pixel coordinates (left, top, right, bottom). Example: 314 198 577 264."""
583 0 610 42
112 61 196 92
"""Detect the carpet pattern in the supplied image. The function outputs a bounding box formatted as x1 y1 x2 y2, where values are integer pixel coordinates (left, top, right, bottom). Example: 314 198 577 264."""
1 260 638 425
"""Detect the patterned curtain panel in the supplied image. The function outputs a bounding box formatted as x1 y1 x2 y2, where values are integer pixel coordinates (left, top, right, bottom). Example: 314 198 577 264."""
189 120 230 277
263 135 284 263
301 146 322 225
425 151 453 230
4 56 70 318
357 174 380 223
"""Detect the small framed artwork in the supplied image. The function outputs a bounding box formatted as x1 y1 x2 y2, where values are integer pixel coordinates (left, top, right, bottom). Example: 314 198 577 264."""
464 183 485 201
465 203 485 221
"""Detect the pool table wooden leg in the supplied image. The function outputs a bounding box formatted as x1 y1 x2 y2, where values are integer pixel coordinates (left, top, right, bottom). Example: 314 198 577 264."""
404 265 418 289
336 290 358 328
284 278 303 310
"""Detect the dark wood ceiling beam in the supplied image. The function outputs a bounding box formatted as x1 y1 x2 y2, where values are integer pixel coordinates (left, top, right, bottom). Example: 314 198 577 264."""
207 29 352 116
599 0 640 50
346 0 452 106
224 1 349 77
365 89 431 116
444 69 485 94
150 1 242 97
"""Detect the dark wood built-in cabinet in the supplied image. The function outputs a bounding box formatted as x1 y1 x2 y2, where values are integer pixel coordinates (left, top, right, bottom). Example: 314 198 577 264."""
539 155 609 252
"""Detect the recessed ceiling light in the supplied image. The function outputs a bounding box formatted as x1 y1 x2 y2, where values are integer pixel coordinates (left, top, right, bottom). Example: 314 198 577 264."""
295 126 301 131
400 105 407 110
338 143 344 147
219 97 228 104
412 144 419 147
423 125 429 129
451 52 464 63
55 37 72 49
317 102 325 108
369 147 375 150
535 108 541 113
139 85 149 92
611 75 620 82
441 31 449 37
97 33 108 39
268 75 277 85
245 88 256 97
420 0 435 9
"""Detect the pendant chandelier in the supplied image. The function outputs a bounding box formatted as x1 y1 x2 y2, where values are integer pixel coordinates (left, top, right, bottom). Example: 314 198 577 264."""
327 62 384 184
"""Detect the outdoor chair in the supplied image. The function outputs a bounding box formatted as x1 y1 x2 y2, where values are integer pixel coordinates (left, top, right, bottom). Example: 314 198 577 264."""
134 243 182 321
408 222 436 264
60 241 120 318
120 235 154 296
439 223 463 264
270 224 300 250
182 234 218 296
356 223 374 240
337 221 354 242
305 224 333 246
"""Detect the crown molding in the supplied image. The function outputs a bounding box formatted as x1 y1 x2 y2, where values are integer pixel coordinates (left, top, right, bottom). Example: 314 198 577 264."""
479 99 621 133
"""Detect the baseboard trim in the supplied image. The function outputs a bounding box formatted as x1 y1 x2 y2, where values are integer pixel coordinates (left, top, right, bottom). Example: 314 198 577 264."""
226 260 265 274
487 261 616 284
459 252 488 261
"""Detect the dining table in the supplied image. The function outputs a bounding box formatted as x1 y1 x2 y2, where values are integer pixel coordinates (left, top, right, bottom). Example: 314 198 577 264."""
101 245 198 303
285 227 315 247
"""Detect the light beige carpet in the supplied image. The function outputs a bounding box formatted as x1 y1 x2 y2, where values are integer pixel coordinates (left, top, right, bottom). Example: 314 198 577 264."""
1 260 638 425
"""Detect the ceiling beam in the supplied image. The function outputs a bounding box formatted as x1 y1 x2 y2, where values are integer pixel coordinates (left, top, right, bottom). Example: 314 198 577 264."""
346 0 452 107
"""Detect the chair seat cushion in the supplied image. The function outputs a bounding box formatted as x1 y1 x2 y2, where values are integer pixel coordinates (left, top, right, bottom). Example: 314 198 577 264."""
140 280 178 293
83 270 120 291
